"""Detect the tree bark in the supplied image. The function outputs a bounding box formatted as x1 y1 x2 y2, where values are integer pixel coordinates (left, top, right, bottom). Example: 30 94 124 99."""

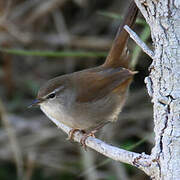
135 0 180 179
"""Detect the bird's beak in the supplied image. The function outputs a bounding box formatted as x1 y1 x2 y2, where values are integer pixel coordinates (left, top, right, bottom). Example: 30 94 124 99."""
28 99 42 108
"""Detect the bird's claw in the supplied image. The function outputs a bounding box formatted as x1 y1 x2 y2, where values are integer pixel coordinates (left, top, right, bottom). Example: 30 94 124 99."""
67 129 96 151
80 132 95 151
67 128 80 141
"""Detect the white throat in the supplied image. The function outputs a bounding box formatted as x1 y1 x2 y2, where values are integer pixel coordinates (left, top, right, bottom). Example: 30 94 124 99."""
40 105 63 128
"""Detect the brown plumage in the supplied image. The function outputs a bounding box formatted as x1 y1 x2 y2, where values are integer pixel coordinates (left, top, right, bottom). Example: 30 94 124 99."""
33 1 139 145
104 1 138 68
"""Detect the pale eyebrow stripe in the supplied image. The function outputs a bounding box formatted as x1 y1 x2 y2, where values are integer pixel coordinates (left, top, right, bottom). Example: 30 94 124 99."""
46 86 65 97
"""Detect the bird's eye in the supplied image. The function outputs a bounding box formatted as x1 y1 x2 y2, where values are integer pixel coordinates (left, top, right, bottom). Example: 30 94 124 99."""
47 93 56 99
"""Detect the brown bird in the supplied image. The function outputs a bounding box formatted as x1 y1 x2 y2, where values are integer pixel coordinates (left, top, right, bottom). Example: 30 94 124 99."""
31 1 138 146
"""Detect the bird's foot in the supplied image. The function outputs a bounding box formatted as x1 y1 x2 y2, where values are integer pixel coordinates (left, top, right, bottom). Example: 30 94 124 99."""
67 128 86 141
80 130 97 151
67 128 97 150
67 128 80 141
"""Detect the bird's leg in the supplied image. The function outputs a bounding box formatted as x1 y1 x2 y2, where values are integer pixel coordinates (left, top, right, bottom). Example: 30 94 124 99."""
67 128 85 141
80 122 109 150
80 130 96 150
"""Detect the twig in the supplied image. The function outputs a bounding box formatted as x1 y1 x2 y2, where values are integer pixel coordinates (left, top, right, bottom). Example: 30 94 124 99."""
24 152 36 180
52 119 156 176
0 100 24 180
124 25 154 59
27 0 68 24
80 148 98 180
130 25 151 69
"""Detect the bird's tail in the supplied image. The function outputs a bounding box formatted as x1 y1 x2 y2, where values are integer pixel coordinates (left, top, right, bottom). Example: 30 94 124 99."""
103 1 138 69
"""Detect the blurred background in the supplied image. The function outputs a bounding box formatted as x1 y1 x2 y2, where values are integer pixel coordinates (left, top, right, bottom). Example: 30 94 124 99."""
0 0 153 179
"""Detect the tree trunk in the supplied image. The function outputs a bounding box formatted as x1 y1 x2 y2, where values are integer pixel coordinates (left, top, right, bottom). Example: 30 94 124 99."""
135 0 180 179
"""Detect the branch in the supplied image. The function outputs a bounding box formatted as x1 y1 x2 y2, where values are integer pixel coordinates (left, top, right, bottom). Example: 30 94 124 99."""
0 99 24 179
124 25 154 59
53 119 157 176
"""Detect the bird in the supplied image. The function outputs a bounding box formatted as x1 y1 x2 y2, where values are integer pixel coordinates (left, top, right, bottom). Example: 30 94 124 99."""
30 1 138 147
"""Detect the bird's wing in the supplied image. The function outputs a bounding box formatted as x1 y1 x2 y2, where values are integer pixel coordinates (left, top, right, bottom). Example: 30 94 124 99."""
73 67 135 103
